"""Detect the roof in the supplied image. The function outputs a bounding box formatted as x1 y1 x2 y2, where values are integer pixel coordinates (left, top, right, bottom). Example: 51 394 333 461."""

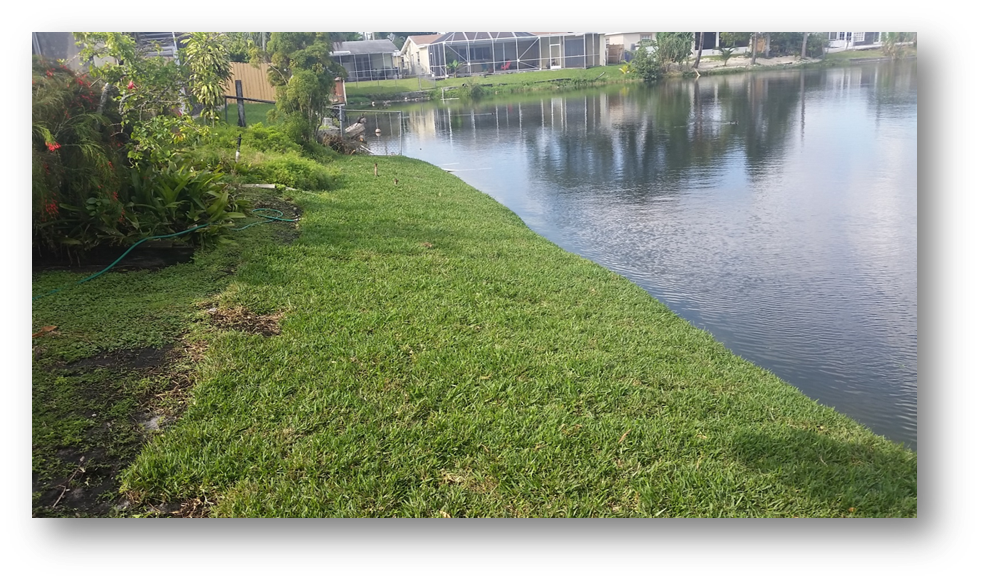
431 32 538 43
330 39 399 56
406 34 442 47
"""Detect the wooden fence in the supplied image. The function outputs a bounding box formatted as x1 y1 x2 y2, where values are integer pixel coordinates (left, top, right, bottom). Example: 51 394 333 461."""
222 62 277 102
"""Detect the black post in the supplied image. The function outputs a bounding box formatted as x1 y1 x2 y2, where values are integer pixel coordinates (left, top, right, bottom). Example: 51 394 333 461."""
235 80 247 128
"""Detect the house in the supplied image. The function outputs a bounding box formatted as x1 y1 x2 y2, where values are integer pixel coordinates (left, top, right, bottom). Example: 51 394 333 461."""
400 34 444 77
128 32 184 58
604 32 655 63
605 33 753 63
330 39 401 81
32 32 183 71
825 32 885 51
692 33 752 57
402 32 607 79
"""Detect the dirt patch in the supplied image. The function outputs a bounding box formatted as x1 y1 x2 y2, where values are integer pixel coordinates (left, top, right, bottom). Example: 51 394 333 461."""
33 242 196 273
33 342 201 517
34 444 127 517
173 497 215 517
208 305 284 336
58 345 173 372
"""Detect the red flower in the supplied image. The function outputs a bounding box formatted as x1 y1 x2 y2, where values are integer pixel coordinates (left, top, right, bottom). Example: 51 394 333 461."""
46 142 61 152
46 70 53 77
127 80 135 90
43 200 59 218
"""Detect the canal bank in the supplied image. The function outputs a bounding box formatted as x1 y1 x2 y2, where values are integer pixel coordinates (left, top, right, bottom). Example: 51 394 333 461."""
345 50 910 107
58 155 914 517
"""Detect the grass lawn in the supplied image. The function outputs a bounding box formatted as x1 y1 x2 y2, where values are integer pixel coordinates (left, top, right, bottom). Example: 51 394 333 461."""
345 65 628 103
221 101 276 126
32 156 916 517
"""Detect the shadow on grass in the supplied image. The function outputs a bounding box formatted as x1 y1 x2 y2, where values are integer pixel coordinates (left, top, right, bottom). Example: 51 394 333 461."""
730 426 917 516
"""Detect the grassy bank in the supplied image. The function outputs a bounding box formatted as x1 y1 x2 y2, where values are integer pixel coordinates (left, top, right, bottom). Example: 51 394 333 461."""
345 65 629 105
32 156 916 517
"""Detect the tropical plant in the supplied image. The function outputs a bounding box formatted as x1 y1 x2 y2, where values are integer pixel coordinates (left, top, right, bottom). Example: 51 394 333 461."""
720 33 752 48
693 32 705 69
655 32 695 70
127 157 248 240
254 32 346 145
882 32 916 59
628 39 660 82
719 47 735 66
446 59 461 78
32 57 128 252
181 32 233 125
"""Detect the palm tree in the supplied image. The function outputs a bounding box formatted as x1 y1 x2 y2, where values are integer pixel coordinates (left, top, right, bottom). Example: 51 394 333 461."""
693 32 704 69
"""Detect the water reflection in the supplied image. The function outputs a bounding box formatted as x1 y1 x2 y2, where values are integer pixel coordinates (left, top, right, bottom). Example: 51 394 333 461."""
378 61 917 449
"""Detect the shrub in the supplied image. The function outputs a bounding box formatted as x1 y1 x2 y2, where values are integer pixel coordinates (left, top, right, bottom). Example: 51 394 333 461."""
239 151 338 191
127 157 249 241
32 57 128 252
205 122 302 156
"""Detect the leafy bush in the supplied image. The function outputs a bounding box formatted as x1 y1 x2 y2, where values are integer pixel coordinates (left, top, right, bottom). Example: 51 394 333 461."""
127 158 249 240
238 151 338 191
628 40 661 82
32 57 128 251
204 122 302 156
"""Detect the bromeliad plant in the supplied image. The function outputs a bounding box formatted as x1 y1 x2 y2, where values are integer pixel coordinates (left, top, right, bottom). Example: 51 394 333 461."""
128 156 250 241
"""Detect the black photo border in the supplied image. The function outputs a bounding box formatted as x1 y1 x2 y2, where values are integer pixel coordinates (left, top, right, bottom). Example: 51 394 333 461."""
13 13 968 568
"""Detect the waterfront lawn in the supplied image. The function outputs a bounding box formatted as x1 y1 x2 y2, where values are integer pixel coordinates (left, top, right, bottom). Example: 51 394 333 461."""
33 157 916 517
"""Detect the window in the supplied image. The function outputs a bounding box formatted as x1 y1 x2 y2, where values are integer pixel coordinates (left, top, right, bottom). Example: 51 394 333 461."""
469 46 491 61
854 32 865 42
640 34 651 41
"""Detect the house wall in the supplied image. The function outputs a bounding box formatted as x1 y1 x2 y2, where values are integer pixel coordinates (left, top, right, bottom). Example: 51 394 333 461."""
33 32 137 72
826 32 884 50
402 38 441 77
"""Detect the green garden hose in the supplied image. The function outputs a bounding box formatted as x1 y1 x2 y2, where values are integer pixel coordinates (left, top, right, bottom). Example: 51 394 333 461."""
32 208 297 301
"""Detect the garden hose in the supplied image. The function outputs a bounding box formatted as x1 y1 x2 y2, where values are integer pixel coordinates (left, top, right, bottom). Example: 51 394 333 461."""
32 208 297 301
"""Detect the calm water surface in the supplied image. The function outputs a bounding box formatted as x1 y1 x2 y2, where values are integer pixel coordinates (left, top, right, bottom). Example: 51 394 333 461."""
372 61 917 449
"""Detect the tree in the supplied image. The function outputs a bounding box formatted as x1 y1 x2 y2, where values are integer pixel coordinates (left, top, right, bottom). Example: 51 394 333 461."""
74 32 198 164
181 32 232 125
693 32 705 69
655 32 694 71
254 32 346 145
882 32 917 59
628 39 660 82
720 33 751 48
226 32 269 62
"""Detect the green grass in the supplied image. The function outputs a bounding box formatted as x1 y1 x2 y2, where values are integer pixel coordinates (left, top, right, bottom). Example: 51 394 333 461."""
824 49 889 62
31 187 298 516
32 158 916 517
221 101 276 126
345 65 629 103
